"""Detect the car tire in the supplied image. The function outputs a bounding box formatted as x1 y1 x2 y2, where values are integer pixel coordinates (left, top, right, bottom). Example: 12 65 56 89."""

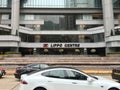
109 88 119 90
35 87 46 90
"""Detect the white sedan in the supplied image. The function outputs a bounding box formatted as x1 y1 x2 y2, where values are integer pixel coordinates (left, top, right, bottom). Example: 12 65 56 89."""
19 67 120 90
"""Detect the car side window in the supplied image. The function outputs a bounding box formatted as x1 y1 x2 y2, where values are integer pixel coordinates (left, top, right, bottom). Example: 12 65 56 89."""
42 70 66 79
66 70 87 80
31 64 39 69
40 64 49 69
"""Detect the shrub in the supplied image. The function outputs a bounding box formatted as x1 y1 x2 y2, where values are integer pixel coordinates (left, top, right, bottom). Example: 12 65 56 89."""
107 52 120 54
5 52 21 55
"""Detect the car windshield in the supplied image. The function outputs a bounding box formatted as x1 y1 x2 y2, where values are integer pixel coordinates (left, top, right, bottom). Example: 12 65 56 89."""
90 75 98 80
75 69 98 80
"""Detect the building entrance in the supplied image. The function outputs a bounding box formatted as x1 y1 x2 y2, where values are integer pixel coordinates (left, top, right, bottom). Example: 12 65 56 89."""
19 48 105 56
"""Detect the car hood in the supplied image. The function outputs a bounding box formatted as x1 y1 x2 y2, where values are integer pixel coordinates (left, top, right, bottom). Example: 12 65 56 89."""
94 76 120 88
95 76 116 83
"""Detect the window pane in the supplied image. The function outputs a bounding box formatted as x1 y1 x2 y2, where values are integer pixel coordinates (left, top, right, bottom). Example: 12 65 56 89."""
113 0 120 8
66 70 87 80
21 0 102 8
42 70 65 78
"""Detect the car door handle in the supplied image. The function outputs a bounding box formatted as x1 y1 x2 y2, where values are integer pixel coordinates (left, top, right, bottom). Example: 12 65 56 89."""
72 82 77 84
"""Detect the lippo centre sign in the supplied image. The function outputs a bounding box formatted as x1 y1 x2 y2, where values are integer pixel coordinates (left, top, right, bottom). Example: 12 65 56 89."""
43 43 80 48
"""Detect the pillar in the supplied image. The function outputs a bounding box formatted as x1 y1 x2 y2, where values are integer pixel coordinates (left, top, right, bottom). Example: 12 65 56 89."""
11 0 20 35
0 14 1 24
102 0 114 37
118 14 120 26
102 0 114 55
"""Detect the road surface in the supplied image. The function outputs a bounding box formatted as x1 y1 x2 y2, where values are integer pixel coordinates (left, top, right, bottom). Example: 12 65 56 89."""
0 74 116 90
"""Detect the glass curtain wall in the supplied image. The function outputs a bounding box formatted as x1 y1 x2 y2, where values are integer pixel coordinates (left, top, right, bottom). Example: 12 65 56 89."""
21 0 102 8
20 14 103 30
0 0 102 8
0 0 11 7
20 34 104 43
113 0 120 8
20 15 76 30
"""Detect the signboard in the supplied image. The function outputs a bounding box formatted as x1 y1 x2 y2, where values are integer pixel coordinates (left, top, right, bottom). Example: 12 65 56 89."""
43 43 80 48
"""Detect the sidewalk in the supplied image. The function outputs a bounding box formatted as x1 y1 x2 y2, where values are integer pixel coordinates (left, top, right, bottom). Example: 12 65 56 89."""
0 75 19 90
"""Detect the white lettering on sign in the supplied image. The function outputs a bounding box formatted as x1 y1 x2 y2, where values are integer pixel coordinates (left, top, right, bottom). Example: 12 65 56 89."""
51 44 62 48
64 44 80 48
50 43 80 48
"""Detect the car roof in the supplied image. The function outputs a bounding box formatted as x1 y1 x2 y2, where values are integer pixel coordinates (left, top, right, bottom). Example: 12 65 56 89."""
25 63 48 66
27 66 82 75
43 66 78 70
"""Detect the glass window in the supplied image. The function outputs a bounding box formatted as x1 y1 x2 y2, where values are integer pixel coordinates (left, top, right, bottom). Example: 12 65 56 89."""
20 0 102 8
42 70 66 79
40 35 78 42
2 14 9 20
83 14 93 20
20 15 76 30
66 70 87 80
0 0 102 8
95 0 102 7
93 33 104 42
0 0 7 7
115 28 120 35
0 29 10 35
76 14 103 20
19 34 104 43
20 14 103 31
24 15 34 20
40 64 49 69
113 0 120 8
28 64 40 69
0 0 11 7
31 64 40 69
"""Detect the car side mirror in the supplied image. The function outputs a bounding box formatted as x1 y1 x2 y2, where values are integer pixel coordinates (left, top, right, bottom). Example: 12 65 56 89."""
87 77 95 83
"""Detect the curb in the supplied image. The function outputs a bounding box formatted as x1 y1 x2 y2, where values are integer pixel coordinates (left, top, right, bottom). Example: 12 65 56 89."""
83 70 112 74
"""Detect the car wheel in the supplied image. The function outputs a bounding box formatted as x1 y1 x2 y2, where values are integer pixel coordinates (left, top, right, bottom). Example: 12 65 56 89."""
34 87 46 90
109 88 119 90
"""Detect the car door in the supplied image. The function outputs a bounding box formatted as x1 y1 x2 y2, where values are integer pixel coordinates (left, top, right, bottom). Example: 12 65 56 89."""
42 69 103 90
42 69 74 90
64 69 103 90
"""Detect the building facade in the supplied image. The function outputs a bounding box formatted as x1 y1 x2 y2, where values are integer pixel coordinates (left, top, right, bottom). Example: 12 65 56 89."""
0 0 120 56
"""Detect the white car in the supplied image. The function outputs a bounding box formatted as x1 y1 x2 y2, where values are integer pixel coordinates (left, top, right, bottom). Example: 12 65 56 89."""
19 67 120 90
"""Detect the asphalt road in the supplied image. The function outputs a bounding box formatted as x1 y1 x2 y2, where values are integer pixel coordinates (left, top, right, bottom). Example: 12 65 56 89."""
0 74 116 90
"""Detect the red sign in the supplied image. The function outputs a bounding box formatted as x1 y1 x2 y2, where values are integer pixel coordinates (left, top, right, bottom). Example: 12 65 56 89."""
43 44 48 48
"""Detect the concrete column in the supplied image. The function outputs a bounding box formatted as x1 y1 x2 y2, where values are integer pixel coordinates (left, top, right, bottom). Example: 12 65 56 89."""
118 14 120 26
102 0 114 37
102 0 114 55
0 14 1 24
11 0 20 35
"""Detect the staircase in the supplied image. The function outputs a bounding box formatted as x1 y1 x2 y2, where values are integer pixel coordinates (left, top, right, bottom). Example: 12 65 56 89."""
0 55 120 73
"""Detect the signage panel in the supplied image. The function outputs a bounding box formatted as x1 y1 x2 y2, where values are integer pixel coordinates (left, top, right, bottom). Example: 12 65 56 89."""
43 43 80 48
